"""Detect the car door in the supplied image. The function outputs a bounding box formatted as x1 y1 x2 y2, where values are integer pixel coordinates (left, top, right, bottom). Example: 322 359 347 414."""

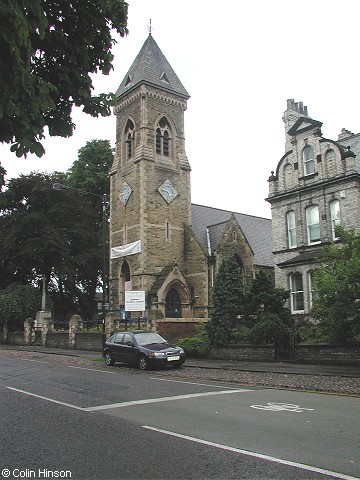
111 333 124 361
121 333 137 364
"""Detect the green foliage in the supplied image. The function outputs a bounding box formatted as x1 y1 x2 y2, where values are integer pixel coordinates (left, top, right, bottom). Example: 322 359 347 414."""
178 325 209 357
0 139 113 320
0 0 128 157
242 270 292 344
0 283 41 330
312 227 360 342
206 254 244 345
242 270 290 322
248 313 290 344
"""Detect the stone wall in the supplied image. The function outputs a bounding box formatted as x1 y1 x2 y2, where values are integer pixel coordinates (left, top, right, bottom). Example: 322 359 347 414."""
209 344 275 362
7 332 27 346
75 332 103 351
46 332 69 349
296 343 360 365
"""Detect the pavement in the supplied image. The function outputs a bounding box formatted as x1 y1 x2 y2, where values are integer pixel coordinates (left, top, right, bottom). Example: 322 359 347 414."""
1 344 360 377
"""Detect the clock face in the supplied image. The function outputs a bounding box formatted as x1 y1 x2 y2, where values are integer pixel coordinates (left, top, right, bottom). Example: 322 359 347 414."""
119 183 132 205
158 179 178 204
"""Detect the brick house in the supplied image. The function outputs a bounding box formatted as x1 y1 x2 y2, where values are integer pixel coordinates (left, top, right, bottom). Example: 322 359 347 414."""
267 99 360 319
108 34 273 337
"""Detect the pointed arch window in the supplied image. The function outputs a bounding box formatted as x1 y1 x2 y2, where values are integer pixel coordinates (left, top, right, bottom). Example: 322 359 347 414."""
165 288 181 318
303 145 315 175
124 120 135 161
156 117 171 157
121 261 131 291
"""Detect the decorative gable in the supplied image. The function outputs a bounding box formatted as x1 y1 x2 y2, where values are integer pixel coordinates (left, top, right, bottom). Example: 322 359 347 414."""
287 116 323 137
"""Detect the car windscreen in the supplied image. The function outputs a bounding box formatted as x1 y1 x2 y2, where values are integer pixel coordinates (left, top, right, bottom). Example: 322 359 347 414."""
134 332 167 346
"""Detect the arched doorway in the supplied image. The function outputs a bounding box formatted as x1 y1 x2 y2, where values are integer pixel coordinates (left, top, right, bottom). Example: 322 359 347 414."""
165 288 182 318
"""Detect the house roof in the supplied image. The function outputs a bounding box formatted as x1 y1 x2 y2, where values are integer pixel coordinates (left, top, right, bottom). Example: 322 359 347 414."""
191 204 274 267
338 133 360 172
277 248 323 268
115 34 190 99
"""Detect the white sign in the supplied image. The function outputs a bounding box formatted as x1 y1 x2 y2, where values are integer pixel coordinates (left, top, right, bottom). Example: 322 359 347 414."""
111 240 141 259
125 290 146 311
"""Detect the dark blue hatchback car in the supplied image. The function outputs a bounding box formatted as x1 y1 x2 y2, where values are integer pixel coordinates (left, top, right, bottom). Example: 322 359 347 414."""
103 330 186 371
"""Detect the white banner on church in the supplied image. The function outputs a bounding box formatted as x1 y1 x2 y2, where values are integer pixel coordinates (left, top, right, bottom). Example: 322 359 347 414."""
111 240 141 259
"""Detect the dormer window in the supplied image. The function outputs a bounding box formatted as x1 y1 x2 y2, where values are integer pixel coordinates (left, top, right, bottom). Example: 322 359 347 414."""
303 146 315 175
156 117 171 157
124 120 135 161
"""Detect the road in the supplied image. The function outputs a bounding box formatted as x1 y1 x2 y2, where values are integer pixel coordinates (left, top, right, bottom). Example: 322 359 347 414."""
0 353 359 480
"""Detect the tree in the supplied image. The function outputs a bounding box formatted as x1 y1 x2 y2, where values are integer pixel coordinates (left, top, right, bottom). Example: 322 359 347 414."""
206 254 244 345
0 283 41 331
0 0 128 158
0 139 113 321
242 270 290 323
312 227 360 342
242 270 292 345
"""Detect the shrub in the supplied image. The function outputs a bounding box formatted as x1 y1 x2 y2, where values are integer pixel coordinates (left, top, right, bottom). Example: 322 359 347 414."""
177 324 209 357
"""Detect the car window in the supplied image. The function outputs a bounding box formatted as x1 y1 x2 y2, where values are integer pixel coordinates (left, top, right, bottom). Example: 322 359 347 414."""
123 333 133 344
134 332 167 346
113 333 124 344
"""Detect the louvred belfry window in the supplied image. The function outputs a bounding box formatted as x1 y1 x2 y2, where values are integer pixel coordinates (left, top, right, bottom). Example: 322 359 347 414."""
155 117 171 157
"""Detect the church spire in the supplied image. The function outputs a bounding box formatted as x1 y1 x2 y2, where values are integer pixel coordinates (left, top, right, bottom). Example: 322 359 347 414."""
115 35 190 99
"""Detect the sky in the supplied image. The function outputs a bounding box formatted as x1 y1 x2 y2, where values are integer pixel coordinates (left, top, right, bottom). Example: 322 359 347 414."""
1 0 360 219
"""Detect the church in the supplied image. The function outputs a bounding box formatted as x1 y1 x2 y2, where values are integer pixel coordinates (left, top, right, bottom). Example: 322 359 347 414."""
108 34 273 339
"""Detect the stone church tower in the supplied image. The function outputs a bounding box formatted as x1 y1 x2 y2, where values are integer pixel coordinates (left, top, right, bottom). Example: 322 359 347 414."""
108 33 273 339
109 33 193 324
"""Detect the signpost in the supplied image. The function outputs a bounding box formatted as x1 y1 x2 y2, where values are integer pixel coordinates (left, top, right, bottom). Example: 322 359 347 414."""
124 291 147 330
125 290 146 311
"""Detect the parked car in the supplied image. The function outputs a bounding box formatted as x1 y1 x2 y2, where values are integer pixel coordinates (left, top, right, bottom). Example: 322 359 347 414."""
103 330 186 370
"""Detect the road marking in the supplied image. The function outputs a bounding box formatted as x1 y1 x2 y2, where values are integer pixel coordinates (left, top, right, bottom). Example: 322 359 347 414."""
251 402 314 413
150 377 237 389
84 388 253 412
16 358 49 364
142 426 358 480
5 387 86 411
5 386 252 413
67 366 118 374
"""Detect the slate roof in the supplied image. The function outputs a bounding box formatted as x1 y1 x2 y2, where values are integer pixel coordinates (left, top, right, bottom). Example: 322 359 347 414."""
277 248 323 268
338 133 360 172
115 34 190 99
191 204 274 267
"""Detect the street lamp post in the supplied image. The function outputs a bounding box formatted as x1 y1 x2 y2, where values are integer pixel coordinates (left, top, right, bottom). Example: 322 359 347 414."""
53 183 108 333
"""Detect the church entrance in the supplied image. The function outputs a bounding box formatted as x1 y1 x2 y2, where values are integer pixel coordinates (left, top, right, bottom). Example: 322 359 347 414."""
165 288 182 318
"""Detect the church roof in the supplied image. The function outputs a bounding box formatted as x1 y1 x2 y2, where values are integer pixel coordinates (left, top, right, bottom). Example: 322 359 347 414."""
115 34 190 99
191 204 274 267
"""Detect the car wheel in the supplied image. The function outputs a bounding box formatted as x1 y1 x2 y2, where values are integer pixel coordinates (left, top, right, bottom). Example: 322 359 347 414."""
104 351 115 366
138 355 148 371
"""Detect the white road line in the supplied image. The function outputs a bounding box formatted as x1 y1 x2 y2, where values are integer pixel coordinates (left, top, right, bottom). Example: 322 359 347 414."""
16 358 49 364
142 426 358 480
5 387 85 411
84 388 252 412
150 377 237 389
67 366 118 374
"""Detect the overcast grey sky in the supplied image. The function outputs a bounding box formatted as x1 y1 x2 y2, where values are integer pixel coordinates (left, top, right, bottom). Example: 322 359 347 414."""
2 0 359 219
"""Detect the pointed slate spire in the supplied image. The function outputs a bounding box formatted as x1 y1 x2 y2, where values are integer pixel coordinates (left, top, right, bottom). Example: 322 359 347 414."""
116 34 190 99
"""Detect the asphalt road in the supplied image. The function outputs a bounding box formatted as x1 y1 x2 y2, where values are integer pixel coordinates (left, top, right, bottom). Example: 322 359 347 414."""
0 353 359 480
